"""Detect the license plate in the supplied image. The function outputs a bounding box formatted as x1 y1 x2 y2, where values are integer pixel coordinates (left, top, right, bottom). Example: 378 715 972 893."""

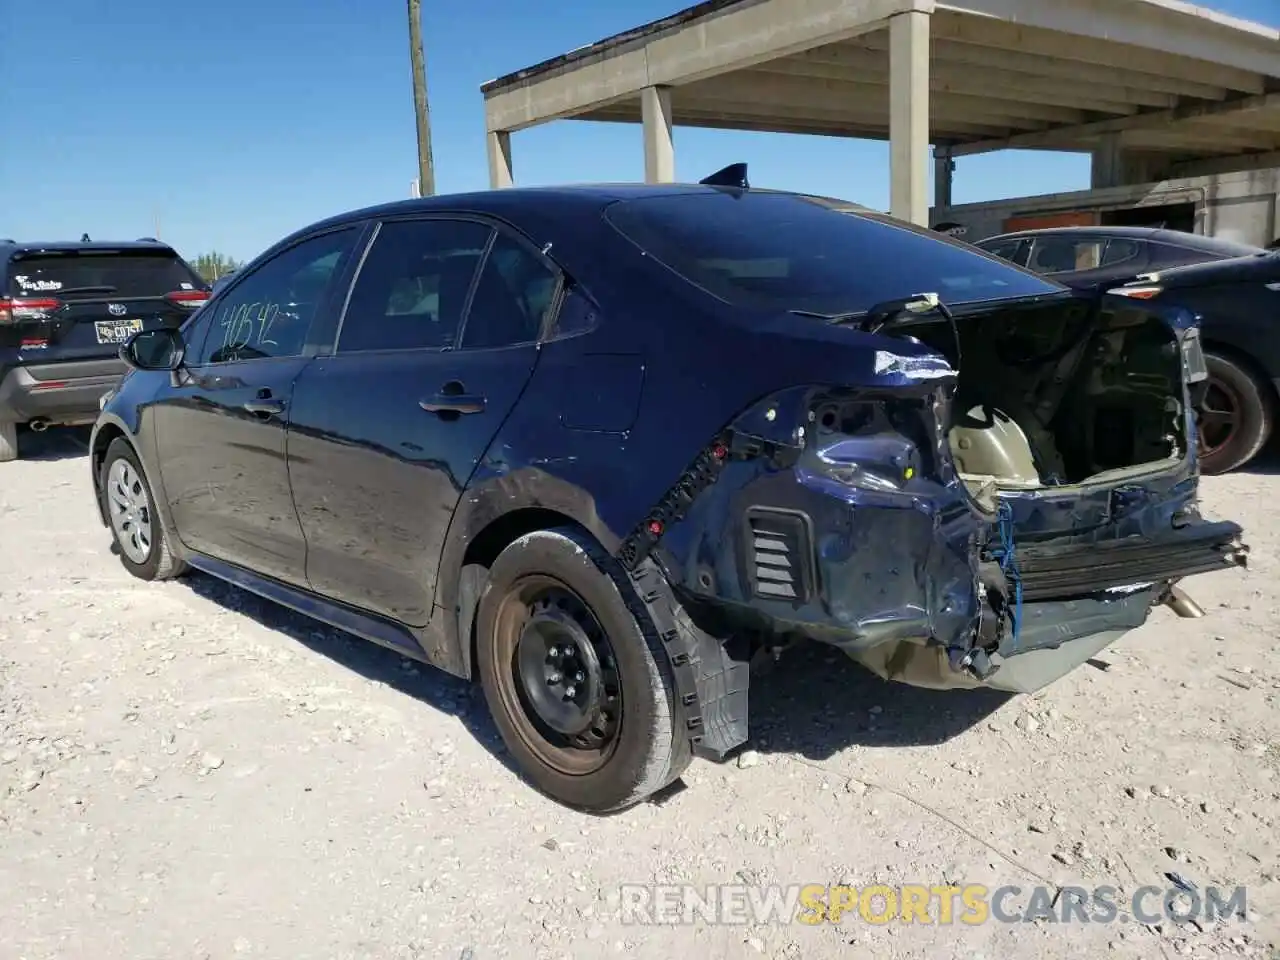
95 318 143 344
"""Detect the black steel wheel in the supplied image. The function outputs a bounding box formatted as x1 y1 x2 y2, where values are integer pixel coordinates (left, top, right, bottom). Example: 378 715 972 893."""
1197 352 1273 475
475 526 691 812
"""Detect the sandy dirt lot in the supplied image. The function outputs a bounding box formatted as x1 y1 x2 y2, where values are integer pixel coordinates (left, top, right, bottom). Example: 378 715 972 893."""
1 427 1277 960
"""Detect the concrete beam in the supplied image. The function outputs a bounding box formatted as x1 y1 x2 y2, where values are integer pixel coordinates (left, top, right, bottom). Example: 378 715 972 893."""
1170 149 1280 178
642 86 675 182
950 90 1280 157
483 0 926 133
684 71 1085 127
749 59 1143 116
889 10 929 224
659 93 1012 137
920 37 1232 102
487 130 513 188
936 1 1280 85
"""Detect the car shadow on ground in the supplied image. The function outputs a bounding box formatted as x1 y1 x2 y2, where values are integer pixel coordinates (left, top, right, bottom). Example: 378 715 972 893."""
14 425 92 462
182 570 1009 791
744 642 1010 763
1239 445 1280 476
181 571 513 764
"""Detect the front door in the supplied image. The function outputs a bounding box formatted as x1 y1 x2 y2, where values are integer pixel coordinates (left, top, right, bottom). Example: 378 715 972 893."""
151 227 362 585
287 217 557 625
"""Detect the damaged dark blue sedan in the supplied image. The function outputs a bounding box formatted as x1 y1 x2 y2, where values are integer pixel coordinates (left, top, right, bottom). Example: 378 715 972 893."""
89 168 1248 812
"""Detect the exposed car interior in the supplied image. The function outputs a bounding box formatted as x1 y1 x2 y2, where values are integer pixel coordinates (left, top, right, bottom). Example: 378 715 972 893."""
910 298 1187 503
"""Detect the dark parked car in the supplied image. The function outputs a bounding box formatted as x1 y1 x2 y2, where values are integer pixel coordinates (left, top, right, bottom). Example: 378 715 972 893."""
974 226 1262 291
1110 250 1280 474
89 176 1247 811
0 239 210 461
975 226 1268 475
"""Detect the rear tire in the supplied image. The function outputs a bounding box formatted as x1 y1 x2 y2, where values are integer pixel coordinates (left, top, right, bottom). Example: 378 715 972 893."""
0 421 17 463
1197 351 1273 475
475 526 691 813
99 437 187 581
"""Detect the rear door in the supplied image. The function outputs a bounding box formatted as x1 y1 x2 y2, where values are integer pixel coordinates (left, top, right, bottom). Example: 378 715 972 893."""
6 248 209 361
287 216 555 626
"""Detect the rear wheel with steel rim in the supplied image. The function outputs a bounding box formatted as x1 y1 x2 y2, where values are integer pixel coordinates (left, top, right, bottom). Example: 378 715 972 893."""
475 527 690 812
1197 351 1273 475
99 437 187 581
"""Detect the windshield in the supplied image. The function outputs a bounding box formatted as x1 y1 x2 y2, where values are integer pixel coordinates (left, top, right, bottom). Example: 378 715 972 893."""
604 191 1064 315
7 250 206 300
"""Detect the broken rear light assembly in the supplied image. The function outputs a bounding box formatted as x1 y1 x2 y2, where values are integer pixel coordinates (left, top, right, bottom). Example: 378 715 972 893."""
0 296 63 324
618 436 732 570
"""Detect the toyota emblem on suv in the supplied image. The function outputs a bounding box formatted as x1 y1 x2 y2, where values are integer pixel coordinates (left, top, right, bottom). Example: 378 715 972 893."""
107 303 127 316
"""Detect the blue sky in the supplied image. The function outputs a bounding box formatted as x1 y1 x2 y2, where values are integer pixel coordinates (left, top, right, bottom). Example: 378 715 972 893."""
0 0 1275 262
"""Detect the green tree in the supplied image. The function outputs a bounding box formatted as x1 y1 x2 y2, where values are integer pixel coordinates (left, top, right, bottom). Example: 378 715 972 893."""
189 251 242 282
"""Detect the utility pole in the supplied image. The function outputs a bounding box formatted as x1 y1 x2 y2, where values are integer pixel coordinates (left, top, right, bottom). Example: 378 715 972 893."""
408 0 435 196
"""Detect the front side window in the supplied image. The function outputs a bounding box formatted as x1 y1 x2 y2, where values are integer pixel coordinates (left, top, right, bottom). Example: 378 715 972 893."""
979 238 1027 265
191 229 357 365
338 218 493 353
603 191 1061 315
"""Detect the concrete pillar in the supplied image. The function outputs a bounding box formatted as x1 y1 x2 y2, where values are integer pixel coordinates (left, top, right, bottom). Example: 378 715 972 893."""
933 146 954 211
642 86 675 183
1093 135 1168 188
1091 133 1123 189
889 10 930 225
487 130 513 189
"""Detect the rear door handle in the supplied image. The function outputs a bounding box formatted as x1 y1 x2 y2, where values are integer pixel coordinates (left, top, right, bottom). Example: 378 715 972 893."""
420 394 486 415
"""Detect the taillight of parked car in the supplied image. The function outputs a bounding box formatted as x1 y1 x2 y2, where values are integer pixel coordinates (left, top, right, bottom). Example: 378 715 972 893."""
0 296 63 324
164 290 211 310
1108 284 1163 299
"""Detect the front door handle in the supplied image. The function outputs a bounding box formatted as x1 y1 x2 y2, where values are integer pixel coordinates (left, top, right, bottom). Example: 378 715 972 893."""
243 388 285 418
420 394 486 415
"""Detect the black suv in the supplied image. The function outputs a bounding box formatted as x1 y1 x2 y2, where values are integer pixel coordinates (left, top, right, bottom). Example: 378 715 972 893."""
0 239 210 461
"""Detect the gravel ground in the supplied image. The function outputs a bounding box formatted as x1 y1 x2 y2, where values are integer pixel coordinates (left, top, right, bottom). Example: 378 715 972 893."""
1 427 1277 960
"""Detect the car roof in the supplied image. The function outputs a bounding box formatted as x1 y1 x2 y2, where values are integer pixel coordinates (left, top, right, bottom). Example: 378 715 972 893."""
275 182 874 244
978 225 1261 254
1 239 180 257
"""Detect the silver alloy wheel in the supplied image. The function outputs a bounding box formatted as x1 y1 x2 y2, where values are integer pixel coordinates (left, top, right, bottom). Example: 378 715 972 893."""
106 458 153 564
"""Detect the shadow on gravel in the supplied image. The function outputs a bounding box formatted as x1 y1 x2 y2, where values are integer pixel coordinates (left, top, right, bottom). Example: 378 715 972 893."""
1237 446 1280 477
182 571 517 773
745 642 1010 762
14 425 92 462
178 572 1008 781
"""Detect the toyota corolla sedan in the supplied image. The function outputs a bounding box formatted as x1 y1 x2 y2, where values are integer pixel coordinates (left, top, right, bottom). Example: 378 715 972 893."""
90 167 1248 812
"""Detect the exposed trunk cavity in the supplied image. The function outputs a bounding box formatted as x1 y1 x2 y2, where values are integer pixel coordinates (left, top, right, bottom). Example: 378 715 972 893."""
913 298 1187 508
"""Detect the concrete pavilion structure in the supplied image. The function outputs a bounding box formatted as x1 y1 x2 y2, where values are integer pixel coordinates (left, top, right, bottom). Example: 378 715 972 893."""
479 0 1280 226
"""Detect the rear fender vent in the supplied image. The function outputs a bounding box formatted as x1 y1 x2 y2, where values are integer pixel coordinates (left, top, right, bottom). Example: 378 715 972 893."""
744 508 815 603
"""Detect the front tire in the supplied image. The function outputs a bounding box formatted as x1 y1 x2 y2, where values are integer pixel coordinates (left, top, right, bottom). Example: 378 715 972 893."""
99 437 187 581
1197 352 1274 475
475 526 691 813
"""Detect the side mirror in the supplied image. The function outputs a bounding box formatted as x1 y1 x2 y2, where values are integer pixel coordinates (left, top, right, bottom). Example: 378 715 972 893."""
121 327 185 371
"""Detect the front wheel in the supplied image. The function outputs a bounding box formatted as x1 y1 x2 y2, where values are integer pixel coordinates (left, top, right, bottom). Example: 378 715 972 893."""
1197 352 1274 475
475 527 691 813
99 437 187 581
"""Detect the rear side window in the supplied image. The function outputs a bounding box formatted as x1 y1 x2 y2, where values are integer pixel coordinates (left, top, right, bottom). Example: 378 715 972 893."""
460 233 559 350
603 192 1060 314
7 250 204 300
979 238 1027 265
338 218 493 353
